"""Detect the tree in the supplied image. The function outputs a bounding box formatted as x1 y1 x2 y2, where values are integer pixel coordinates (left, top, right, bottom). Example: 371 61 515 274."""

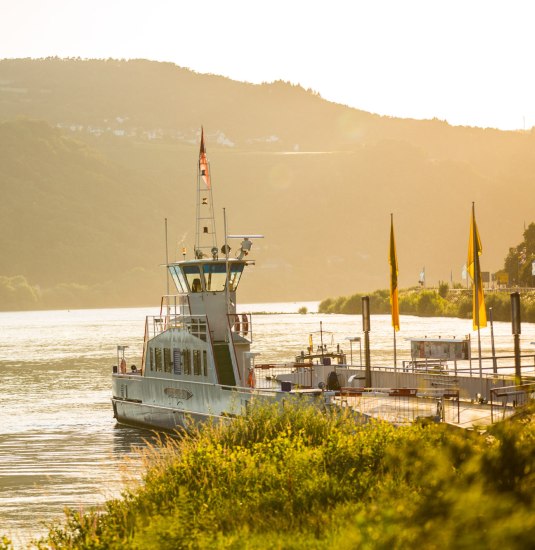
500 223 535 286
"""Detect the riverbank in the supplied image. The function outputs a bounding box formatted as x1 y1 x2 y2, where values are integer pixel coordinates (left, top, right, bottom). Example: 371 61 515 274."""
10 401 533 549
319 287 535 322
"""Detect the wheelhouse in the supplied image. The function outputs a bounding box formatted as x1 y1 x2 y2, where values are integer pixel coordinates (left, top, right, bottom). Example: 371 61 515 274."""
168 260 246 294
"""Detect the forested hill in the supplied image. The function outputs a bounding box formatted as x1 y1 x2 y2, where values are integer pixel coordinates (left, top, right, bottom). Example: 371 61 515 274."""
1 58 533 159
1 58 535 311
0 118 170 309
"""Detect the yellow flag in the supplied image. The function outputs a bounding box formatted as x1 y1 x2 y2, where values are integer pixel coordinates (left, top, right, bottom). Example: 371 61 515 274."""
467 205 487 330
389 214 400 331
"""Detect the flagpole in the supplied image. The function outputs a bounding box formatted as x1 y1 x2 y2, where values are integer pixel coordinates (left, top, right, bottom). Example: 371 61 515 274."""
472 202 483 392
164 217 170 320
223 207 230 316
393 325 397 374
390 213 398 372
393 219 397 372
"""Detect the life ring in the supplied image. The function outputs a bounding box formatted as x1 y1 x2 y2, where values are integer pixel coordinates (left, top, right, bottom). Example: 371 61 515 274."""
241 314 249 336
234 314 241 333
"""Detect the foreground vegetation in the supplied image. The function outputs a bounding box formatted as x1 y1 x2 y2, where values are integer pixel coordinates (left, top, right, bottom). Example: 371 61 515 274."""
319 286 535 323
2 401 531 549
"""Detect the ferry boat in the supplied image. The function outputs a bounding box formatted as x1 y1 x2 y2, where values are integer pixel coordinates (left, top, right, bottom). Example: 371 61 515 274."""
111 130 334 431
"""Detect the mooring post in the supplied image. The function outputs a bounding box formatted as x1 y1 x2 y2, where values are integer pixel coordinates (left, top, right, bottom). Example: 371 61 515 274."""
362 296 371 388
511 292 522 384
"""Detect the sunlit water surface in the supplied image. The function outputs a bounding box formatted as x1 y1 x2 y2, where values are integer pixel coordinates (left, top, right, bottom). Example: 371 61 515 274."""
1 303 534 546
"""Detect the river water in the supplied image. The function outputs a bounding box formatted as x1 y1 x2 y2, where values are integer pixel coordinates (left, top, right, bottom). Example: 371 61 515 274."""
1 303 535 546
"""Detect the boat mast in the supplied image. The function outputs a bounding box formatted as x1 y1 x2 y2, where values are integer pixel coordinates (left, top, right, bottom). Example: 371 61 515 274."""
195 127 218 259
165 217 170 318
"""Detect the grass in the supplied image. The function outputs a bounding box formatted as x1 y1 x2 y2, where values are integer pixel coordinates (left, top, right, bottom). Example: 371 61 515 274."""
2 400 532 549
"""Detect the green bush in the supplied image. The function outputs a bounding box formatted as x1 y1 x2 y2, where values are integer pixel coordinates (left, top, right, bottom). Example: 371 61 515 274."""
438 281 449 298
320 288 535 323
34 401 535 549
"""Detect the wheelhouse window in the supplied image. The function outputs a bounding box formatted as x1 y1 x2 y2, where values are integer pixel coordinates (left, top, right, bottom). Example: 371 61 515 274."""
228 263 245 291
183 265 203 292
164 348 172 373
169 266 188 293
203 263 227 292
180 262 244 293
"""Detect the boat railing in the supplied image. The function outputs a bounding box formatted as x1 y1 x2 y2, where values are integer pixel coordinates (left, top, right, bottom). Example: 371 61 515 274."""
139 311 214 373
252 361 361 390
294 349 347 365
253 362 312 389
160 294 190 318
146 313 210 341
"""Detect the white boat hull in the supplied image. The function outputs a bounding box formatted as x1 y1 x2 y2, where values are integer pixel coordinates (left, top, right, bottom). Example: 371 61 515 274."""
111 372 331 432
112 398 222 431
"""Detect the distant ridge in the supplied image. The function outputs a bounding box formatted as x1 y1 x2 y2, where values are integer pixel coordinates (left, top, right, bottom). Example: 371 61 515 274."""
1 58 534 310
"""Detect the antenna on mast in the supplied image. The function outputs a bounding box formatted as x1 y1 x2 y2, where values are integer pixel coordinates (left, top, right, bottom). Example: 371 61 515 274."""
194 127 218 259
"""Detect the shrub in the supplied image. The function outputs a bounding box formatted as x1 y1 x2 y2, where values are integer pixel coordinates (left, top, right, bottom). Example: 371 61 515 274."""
36 402 535 549
319 288 535 322
438 280 449 298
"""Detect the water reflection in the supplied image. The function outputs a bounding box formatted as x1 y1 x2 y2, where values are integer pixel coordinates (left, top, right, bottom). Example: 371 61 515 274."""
0 428 136 544
112 423 160 455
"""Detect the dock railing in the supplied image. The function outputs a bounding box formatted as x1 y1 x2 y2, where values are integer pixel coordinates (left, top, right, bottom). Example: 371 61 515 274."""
337 387 460 425
401 354 535 377
490 382 535 423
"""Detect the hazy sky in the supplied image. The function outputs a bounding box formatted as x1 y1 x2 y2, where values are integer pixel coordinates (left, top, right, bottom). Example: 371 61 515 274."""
2 0 534 130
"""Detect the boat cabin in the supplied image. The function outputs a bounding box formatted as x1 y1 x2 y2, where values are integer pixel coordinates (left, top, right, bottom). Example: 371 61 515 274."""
140 257 253 388
409 337 471 362
168 258 246 341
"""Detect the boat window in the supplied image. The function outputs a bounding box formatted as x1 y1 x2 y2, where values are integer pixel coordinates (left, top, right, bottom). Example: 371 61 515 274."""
183 265 203 292
189 318 207 341
228 263 244 291
203 350 207 376
193 350 202 375
203 263 227 292
173 349 182 375
169 266 187 293
155 348 163 372
149 348 155 371
182 349 191 375
164 348 172 373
